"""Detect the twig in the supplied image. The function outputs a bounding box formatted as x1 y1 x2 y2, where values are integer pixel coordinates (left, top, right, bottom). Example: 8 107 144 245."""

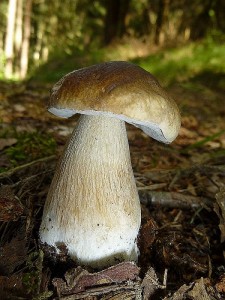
12 170 53 189
139 190 212 210
0 155 56 180
163 268 168 288
140 163 225 180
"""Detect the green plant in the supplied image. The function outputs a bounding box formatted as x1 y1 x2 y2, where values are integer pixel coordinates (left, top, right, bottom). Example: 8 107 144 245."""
182 129 225 154
133 38 225 85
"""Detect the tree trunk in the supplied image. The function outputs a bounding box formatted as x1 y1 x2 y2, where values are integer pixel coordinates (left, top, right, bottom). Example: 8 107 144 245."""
214 0 225 32
154 0 170 45
103 0 130 45
15 0 23 52
4 0 17 78
190 0 212 40
20 0 32 79
15 0 23 76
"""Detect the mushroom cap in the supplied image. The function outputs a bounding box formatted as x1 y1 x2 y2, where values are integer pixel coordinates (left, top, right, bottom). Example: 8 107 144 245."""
48 61 181 143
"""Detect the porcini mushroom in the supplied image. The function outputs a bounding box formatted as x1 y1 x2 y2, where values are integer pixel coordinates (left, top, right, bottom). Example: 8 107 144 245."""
40 61 181 268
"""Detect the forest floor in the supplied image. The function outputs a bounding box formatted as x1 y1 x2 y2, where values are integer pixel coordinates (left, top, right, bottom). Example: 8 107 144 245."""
0 47 225 299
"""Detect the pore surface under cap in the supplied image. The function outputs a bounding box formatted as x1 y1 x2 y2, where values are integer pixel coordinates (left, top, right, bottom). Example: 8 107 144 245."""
48 61 181 143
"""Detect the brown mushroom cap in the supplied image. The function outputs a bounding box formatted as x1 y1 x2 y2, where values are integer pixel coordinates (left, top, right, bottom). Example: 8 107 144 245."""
48 61 181 143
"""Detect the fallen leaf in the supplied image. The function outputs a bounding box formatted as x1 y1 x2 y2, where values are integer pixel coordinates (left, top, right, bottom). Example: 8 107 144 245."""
215 275 225 293
163 283 190 300
0 228 27 275
164 278 221 300
0 273 25 299
187 278 217 300
0 185 24 222
0 138 17 151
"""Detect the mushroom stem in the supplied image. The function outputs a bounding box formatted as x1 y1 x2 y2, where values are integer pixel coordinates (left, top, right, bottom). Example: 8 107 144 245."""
40 114 141 268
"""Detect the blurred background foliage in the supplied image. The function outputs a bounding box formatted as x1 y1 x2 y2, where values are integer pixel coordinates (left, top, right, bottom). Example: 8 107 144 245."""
1 0 225 82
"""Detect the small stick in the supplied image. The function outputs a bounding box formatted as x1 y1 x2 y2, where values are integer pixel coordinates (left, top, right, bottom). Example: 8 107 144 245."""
139 190 212 210
0 155 56 180
163 268 168 288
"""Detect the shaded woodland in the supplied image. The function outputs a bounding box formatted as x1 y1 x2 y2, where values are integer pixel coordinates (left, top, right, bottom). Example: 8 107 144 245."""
0 0 225 299
1 0 225 79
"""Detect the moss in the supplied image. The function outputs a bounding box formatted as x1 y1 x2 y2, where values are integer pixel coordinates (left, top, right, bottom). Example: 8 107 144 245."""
0 129 56 171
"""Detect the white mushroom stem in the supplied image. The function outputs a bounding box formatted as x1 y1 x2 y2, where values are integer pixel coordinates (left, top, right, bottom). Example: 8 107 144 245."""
40 114 141 268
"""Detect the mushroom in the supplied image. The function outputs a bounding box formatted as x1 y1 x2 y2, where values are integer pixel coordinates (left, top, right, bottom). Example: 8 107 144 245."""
40 61 181 268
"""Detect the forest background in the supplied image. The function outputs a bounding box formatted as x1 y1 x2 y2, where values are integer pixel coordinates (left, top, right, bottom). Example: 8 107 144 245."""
1 0 225 81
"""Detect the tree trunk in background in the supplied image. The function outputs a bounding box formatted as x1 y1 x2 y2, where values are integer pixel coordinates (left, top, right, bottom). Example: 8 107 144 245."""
4 0 17 78
34 21 49 64
214 0 225 32
104 0 130 45
20 0 32 79
15 0 23 76
15 0 23 52
141 6 151 36
154 0 170 45
190 0 212 40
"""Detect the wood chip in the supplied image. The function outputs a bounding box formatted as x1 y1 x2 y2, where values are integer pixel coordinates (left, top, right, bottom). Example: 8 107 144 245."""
141 267 162 299
53 262 141 299
164 278 222 300
139 190 211 210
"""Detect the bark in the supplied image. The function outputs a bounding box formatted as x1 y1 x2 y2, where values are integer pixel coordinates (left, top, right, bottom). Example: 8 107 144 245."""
4 0 18 78
20 0 32 79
